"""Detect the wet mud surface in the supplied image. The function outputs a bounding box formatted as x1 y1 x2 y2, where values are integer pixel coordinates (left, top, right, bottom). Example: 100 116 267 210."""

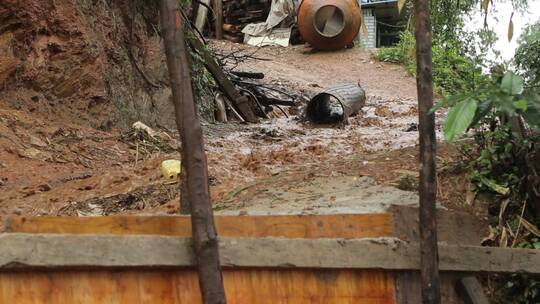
0 41 466 219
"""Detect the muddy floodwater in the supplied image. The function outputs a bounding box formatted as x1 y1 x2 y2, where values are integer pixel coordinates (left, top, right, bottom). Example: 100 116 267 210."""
0 42 448 218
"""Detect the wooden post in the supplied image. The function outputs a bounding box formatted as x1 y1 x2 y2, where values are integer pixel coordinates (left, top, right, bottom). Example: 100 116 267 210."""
456 276 490 304
159 1 227 303
195 0 211 33
214 0 224 39
413 0 441 303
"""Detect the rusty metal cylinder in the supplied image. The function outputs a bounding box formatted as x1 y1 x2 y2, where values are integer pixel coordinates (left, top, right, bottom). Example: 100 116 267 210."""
306 83 366 124
297 0 361 50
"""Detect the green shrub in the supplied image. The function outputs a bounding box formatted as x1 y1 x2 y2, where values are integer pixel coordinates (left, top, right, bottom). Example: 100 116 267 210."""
375 47 402 64
432 42 484 95
374 31 484 95
515 21 540 87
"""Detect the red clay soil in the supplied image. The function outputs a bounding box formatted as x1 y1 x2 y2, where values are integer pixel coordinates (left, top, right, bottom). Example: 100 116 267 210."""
0 1 480 222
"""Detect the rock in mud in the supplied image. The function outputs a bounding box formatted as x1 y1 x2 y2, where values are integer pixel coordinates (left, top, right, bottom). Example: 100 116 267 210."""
29 135 48 148
17 147 52 161
37 183 52 192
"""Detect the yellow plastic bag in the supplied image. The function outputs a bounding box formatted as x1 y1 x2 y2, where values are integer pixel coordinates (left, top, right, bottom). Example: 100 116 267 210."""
161 159 181 180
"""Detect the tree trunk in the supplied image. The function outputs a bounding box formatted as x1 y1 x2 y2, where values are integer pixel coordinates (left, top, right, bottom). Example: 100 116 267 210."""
159 1 227 303
413 0 441 303
213 0 223 39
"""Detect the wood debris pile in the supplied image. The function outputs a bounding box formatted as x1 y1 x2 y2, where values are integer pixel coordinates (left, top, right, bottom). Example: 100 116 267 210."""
221 0 271 42
188 4 302 123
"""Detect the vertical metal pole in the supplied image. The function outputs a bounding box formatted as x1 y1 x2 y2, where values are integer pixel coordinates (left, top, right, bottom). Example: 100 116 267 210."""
160 1 227 303
413 0 441 303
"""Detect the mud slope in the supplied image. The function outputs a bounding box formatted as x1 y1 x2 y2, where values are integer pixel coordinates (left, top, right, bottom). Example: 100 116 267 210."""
0 3 462 220
0 0 175 129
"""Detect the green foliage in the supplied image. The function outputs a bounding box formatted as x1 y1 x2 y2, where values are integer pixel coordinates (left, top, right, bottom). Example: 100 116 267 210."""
515 20 540 87
501 71 524 95
374 31 484 95
429 0 477 43
442 70 540 304
440 71 540 142
504 273 540 304
467 125 530 196
189 48 216 120
387 1 538 302
375 47 402 64
506 274 540 303
444 98 478 142
431 42 484 94
466 125 540 304
185 26 216 121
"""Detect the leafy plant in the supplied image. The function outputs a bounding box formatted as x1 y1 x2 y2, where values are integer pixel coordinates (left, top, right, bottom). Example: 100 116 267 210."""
375 47 402 64
444 98 478 142
515 20 540 87
503 273 540 303
442 69 540 303
374 31 483 95
440 71 540 142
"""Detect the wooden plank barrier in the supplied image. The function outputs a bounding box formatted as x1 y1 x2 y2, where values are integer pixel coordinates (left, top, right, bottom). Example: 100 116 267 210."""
2 212 533 303
0 235 538 273
0 214 397 304
4 214 393 238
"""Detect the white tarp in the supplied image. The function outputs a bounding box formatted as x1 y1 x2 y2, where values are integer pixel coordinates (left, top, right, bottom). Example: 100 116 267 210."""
242 0 295 47
243 28 292 47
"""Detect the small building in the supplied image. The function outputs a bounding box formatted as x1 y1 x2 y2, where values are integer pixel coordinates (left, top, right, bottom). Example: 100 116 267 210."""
359 0 403 49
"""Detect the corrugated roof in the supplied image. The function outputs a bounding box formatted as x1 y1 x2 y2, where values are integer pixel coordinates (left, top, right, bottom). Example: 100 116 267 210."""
361 0 398 8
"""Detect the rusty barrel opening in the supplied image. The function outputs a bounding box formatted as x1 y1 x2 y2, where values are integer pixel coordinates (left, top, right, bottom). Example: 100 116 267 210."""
313 5 345 38
307 93 345 124
306 83 366 124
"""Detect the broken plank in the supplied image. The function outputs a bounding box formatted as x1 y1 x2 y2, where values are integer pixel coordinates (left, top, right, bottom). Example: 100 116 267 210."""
0 235 539 274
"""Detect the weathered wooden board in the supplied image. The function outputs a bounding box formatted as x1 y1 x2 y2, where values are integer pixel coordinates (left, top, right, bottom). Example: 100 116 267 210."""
0 212 504 303
390 206 487 245
0 234 538 274
390 206 488 304
1 214 398 303
4 214 393 238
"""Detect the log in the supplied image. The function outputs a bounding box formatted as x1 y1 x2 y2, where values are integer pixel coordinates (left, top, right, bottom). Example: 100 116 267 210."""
230 71 264 79
188 36 258 123
0 234 539 274
160 1 226 303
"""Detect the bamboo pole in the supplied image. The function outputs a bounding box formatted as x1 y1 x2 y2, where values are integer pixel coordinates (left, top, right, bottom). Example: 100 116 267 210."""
159 1 226 303
413 0 441 303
